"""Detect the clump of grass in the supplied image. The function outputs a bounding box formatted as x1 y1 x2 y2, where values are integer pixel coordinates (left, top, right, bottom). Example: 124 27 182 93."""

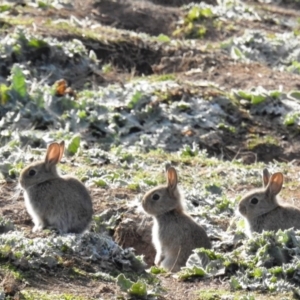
247 134 278 150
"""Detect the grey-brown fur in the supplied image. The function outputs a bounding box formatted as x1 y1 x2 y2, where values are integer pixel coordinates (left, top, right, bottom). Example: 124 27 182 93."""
238 168 300 235
19 141 93 234
142 166 211 272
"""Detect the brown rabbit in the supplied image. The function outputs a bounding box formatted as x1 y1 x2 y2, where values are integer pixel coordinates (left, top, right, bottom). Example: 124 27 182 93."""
238 168 300 235
19 141 93 234
142 166 211 272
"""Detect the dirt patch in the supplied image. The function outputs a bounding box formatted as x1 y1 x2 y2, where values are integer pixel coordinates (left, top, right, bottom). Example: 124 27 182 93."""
0 180 227 300
91 0 181 36
114 211 155 267
3 0 300 298
0 261 118 299
248 0 300 11
0 183 139 234
148 0 217 6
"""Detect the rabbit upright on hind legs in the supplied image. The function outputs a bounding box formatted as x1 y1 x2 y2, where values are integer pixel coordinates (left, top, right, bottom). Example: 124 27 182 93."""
238 168 300 236
19 141 93 234
142 165 211 272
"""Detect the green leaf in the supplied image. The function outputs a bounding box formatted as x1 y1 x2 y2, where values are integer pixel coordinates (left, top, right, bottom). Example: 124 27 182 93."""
253 267 263 278
187 7 201 21
270 266 283 275
200 7 213 18
67 135 81 155
237 90 252 100
12 44 21 56
127 183 140 191
0 84 10 104
283 113 297 126
251 94 266 105
177 101 190 110
231 46 244 60
77 110 87 119
27 38 48 49
127 91 143 109
180 144 198 157
102 63 112 74
156 34 171 43
197 25 207 38
37 1 48 8
150 266 166 274
143 179 157 186
187 7 213 21
193 248 221 260
269 90 282 99
0 4 11 12
230 276 241 290
129 281 147 297
116 274 133 292
288 90 300 100
10 65 27 98
287 61 300 73
276 230 290 244
93 178 107 188
178 266 206 280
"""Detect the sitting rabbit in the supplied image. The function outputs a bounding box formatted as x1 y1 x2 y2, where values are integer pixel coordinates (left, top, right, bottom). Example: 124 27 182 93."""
238 168 300 235
142 165 211 272
19 141 93 234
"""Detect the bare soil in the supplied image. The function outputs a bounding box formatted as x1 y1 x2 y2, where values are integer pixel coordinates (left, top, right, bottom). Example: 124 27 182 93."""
2 0 300 299
2 167 300 300
4 0 300 164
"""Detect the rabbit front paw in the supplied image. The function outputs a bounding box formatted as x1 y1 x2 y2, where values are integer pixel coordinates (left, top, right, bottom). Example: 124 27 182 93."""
32 224 44 232
155 253 165 266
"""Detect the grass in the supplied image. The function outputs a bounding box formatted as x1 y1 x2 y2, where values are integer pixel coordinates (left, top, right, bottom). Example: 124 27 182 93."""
196 289 293 300
142 74 176 82
21 290 88 300
0 264 24 281
217 122 236 133
2 13 146 45
1 1 300 299
1 16 35 27
247 134 279 150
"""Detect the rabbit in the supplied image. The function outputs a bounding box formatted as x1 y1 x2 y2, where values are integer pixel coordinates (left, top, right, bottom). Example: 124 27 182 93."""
238 168 300 235
142 165 211 272
19 141 93 234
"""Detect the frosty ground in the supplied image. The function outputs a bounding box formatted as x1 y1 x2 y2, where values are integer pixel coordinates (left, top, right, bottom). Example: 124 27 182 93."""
2 0 300 299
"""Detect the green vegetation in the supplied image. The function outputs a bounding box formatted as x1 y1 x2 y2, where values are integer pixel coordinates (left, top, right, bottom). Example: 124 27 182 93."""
179 229 300 294
247 134 278 150
21 291 88 300
173 6 214 39
196 289 292 300
2 0 300 299
1 265 24 281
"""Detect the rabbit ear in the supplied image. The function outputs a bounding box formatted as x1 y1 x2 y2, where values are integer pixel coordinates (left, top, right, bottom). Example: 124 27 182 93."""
167 167 178 192
266 172 283 196
58 141 65 162
45 142 62 170
262 168 270 187
165 162 172 172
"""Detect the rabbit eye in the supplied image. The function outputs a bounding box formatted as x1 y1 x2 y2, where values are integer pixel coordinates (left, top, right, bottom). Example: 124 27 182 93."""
28 169 36 177
250 197 258 205
152 193 160 201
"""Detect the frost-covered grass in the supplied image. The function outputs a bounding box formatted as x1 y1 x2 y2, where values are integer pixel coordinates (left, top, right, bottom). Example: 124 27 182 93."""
2 0 300 299
179 229 300 294
223 30 300 72
0 231 145 274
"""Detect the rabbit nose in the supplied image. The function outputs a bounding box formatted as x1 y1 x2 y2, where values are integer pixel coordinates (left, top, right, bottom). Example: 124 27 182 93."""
238 203 246 216
19 178 24 188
